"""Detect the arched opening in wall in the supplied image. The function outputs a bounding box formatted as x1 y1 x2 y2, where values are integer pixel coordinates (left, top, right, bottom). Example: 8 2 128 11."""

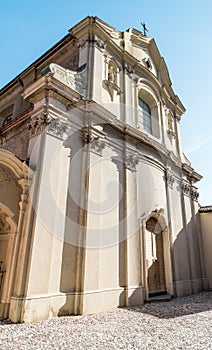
0 205 17 319
146 216 166 297
138 89 160 138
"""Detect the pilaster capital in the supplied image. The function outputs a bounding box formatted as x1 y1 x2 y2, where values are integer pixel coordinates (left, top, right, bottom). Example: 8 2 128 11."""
28 109 51 137
166 169 174 189
124 62 135 76
46 119 70 140
95 38 106 51
124 152 139 172
83 125 106 156
77 38 88 48
190 186 199 202
182 180 190 196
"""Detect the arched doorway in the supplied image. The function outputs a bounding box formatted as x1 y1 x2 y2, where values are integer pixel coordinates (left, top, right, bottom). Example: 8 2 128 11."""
0 149 34 320
0 205 17 319
146 216 166 297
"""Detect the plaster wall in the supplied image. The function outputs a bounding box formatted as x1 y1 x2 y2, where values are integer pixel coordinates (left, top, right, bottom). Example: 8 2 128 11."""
200 212 212 289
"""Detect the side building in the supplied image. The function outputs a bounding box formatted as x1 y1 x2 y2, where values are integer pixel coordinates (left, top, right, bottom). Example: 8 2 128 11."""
0 16 209 322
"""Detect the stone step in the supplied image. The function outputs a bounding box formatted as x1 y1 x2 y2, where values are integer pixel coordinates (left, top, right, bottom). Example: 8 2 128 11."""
146 294 173 303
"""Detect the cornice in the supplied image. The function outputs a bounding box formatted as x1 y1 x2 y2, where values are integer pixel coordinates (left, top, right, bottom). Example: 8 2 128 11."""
0 107 32 136
182 163 202 183
77 100 182 169
22 75 82 105
199 206 212 213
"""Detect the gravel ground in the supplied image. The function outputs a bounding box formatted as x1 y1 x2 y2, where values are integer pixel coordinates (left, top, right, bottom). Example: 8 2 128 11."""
0 292 211 350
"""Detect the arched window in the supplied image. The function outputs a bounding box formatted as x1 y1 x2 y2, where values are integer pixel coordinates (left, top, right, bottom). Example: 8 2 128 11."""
138 98 152 134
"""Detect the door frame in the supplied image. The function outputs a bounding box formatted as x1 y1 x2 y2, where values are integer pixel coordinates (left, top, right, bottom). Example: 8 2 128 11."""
140 210 174 301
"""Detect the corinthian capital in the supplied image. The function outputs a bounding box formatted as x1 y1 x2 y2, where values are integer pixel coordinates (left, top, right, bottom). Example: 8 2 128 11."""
190 186 199 202
46 119 70 140
124 153 139 172
28 110 51 137
83 125 106 156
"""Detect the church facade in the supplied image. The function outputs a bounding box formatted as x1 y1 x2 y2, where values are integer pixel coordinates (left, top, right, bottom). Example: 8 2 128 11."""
0 17 209 322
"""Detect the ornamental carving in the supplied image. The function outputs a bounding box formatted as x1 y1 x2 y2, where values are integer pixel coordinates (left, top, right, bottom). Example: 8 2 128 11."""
28 111 51 137
190 187 199 202
77 38 87 48
124 153 139 172
0 136 3 148
124 63 134 75
95 39 106 50
41 63 87 98
0 213 10 233
83 126 106 156
166 170 174 189
46 119 70 140
166 109 176 142
182 181 190 196
102 59 122 101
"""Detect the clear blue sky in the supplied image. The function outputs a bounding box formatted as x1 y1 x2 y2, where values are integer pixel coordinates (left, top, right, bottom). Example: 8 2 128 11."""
0 0 211 205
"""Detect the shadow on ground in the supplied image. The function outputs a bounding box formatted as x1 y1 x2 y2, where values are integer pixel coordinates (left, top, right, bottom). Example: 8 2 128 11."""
125 291 212 319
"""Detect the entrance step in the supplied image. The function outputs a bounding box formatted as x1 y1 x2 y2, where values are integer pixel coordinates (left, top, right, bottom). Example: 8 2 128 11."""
146 294 173 303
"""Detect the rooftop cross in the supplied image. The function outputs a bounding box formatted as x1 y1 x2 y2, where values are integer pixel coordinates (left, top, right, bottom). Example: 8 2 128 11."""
141 22 148 36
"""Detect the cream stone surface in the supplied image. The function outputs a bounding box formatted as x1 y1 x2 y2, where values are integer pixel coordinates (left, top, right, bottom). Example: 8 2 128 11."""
0 16 210 323
200 210 212 288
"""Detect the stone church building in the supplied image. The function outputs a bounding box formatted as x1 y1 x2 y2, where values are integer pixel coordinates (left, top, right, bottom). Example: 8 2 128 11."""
0 17 210 322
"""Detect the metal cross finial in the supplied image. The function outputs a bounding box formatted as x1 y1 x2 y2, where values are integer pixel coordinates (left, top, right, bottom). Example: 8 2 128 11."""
141 22 148 36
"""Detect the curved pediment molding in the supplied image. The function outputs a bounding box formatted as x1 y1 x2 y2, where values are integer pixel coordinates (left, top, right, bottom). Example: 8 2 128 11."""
0 149 34 185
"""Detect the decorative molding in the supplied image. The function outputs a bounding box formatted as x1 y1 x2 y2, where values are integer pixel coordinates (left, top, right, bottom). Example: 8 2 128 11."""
77 38 87 48
166 169 174 189
28 110 51 137
175 114 181 122
182 181 190 196
0 136 3 148
0 213 11 233
124 63 134 76
83 126 106 156
46 119 70 140
41 63 87 98
190 186 199 202
18 179 31 212
151 208 165 216
143 58 152 70
124 153 139 172
102 80 122 101
0 167 14 184
167 129 176 140
166 109 176 142
95 39 106 50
